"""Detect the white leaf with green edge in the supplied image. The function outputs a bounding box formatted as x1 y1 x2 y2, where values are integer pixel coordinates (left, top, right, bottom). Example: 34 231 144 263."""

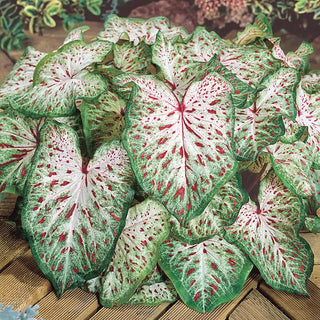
287 42 313 72
266 141 315 197
10 40 112 118
225 172 314 294
152 35 254 107
128 280 178 305
305 169 320 216
81 91 126 156
280 117 306 144
158 236 253 313
97 15 188 46
113 41 152 75
62 25 90 46
295 77 320 168
300 72 320 94
234 67 299 161
180 27 280 88
169 175 248 244
0 46 46 108
117 72 238 224
98 198 170 308
0 109 46 194
22 121 135 295
139 265 165 285
270 38 297 69
305 216 320 234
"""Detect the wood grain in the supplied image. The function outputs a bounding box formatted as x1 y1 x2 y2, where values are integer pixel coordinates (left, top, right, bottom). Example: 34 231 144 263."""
300 233 320 264
229 289 289 320
310 264 320 289
158 271 260 320
0 193 18 219
89 303 171 320
0 220 29 271
0 250 51 311
259 280 320 320
37 288 99 320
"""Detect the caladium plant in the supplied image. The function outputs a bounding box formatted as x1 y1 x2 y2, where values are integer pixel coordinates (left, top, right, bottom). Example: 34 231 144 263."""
0 13 318 313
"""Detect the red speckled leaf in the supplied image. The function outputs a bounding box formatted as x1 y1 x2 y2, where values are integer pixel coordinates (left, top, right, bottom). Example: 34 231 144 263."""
113 41 152 75
295 74 320 168
117 72 237 224
225 171 313 294
98 198 170 307
0 46 46 108
180 27 280 87
266 141 315 197
10 40 112 118
97 15 188 46
62 25 90 46
22 121 135 295
0 109 45 194
158 236 253 313
81 91 126 156
234 67 299 161
280 117 306 144
169 175 248 244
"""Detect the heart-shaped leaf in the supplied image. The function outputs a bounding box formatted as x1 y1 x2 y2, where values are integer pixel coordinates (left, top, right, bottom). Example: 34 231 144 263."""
22 121 135 295
113 41 152 75
158 236 253 313
180 27 280 88
234 67 299 161
0 109 46 194
10 40 112 118
266 141 315 197
280 117 306 144
97 15 188 46
98 198 170 307
117 72 238 224
169 175 248 244
0 46 46 108
62 25 90 46
295 75 320 168
152 34 254 107
225 171 314 294
81 91 126 156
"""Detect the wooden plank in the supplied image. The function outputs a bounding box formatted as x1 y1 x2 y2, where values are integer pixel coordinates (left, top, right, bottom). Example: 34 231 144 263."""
259 280 320 320
89 303 171 320
37 288 99 320
310 264 320 289
0 250 52 311
229 289 289 320
0 50 13 82
0 220 29 270
158 271 260 320
300 233 320 264
0 193 17 219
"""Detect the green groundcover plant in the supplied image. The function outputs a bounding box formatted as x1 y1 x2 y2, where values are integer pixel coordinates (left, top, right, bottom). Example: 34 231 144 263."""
0 13 319 313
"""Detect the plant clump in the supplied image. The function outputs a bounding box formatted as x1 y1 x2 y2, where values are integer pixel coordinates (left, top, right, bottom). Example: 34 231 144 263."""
0 14 319 313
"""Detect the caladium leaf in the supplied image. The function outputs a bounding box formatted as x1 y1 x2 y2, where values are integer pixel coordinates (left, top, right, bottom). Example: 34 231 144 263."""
266 141 315 197
97 15 188 46
0 46 46 108
152 34 254 107
158 236 253 313
169 175 248 244
300 72 320 94
22 121 135 295
128 280 178 305
305 216 320 234
280 117 306 144
180 27 280 88
113 42 152 75
0 109 46 194
81 91 126 156
287 42 313 72
234 67 299 161
98 198 170 308
295 76 320 168
10 40 112 118
305 169 320 216
62 25 90 46
117 72 238 224
225 172 314 294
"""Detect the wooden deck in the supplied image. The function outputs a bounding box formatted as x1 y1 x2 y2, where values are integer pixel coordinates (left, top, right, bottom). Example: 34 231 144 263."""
0 21 320 319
